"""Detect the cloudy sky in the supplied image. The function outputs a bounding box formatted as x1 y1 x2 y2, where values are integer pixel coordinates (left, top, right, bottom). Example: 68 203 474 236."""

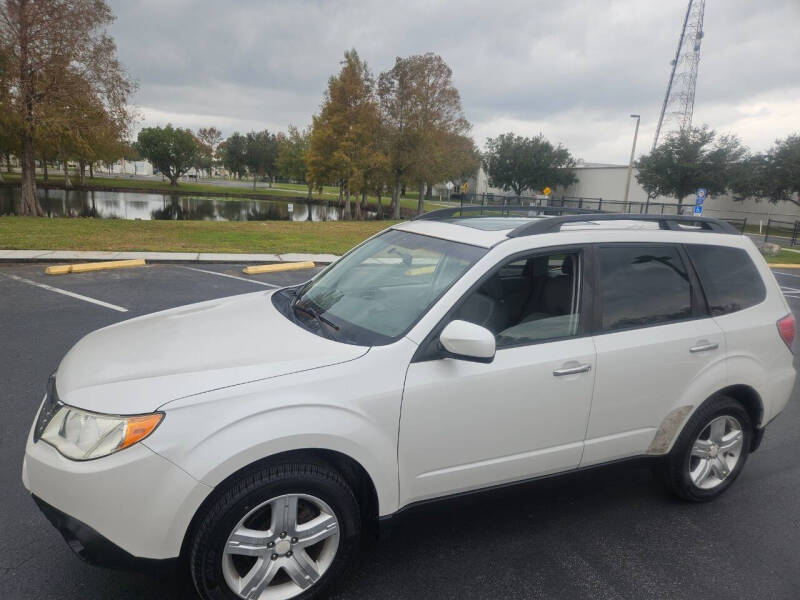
107 0 800 164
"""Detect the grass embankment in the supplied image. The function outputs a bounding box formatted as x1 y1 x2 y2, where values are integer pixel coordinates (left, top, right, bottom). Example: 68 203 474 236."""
2 214 799 261
0 173 441 212
0 216 398 255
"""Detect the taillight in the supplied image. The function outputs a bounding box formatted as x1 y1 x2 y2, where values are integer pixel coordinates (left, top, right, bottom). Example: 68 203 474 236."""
777 314 795 351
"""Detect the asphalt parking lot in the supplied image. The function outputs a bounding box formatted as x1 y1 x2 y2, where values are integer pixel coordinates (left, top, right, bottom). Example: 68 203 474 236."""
1 262 800 599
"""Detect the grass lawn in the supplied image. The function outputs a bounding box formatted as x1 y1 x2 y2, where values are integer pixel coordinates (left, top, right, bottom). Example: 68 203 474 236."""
0 173 437 212
767 250 800 265
0 216 399 255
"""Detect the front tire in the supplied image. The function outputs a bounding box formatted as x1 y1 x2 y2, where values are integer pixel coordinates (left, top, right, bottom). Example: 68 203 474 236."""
190 462 360 600
662 395 752 502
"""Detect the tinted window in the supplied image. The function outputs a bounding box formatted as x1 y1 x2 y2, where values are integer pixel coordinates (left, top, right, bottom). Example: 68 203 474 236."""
598 245 692 332
686 244 766 315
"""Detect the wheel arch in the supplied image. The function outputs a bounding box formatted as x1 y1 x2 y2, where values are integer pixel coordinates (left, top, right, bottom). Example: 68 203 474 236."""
648 384 764 456
179 448 380 560
716 384 764 432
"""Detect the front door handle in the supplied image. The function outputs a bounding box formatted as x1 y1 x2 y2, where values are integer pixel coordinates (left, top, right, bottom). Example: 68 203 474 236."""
690 342 719 353
553 363 592 377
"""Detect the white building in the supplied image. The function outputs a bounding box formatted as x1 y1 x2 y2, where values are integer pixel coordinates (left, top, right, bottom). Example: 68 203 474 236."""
104 159 155 177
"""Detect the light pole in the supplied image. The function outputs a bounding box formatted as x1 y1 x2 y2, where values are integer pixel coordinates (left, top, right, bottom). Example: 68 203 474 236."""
623 114 640 206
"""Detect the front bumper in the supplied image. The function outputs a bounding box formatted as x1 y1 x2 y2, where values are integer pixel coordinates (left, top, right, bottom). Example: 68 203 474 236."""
22 423 213 563
32 495 177 572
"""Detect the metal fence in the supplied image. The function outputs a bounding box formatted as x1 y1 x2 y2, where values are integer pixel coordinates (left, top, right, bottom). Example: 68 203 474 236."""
763 218 800 245
457 193 748 233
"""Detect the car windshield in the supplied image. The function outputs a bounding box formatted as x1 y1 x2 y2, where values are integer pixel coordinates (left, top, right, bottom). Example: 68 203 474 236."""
276 229 486 346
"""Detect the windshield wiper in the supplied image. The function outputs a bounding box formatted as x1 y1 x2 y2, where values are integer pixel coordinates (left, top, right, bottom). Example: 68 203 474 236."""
293 301 340 339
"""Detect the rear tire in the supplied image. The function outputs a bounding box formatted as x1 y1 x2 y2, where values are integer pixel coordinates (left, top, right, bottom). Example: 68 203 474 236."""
189 462 360 600
662 395 752 502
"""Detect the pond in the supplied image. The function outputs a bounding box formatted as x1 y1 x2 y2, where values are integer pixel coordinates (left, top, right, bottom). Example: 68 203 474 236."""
0 187 371 221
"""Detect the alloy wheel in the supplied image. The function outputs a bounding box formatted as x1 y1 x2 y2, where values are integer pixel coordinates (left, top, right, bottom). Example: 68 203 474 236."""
688 415 744 490
221 493 340 600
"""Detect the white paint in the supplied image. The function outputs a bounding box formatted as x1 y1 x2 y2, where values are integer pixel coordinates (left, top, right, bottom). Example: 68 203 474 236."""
55 291 367 413
438 319 496 359
400 335 595 505
179 265 281 287
3 274 128 312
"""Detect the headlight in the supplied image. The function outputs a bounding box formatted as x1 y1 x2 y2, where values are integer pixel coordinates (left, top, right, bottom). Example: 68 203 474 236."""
40 406 163 460
35 379 163 461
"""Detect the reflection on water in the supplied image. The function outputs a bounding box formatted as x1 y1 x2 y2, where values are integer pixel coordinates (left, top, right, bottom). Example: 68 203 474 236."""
0 188 369 221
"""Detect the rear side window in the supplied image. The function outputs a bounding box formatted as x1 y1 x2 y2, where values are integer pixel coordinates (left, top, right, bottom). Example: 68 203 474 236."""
597 245 692 332
686 244 766 315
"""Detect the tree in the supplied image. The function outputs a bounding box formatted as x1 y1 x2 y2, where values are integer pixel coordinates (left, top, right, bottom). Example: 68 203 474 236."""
219 132 247 179
136 124 199 185
731 135 800 205
432 132 481 196
196 126 222 177
484 133 577 197
769 135 800 202
244 130 279 189
277 125 312 198
0 48 12 180
635 126 746 205
0 0 134 214
308 49 381 220
378 53 473 216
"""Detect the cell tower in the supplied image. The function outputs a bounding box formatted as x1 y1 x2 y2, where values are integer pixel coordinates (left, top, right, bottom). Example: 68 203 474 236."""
652 0 706 150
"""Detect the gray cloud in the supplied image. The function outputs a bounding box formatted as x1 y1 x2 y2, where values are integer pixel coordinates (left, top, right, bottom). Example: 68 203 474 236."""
108 0 800 163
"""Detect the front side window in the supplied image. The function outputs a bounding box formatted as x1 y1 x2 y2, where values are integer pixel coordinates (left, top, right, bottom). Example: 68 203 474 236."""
598 244 692 332
452 251 582 347
686 244 766 315
276 230 486 345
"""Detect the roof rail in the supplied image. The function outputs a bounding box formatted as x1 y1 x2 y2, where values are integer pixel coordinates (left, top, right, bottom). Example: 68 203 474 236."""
506 213 741 237
413 204 603 221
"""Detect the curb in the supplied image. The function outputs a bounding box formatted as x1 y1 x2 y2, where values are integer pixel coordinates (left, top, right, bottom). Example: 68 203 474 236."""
769 264 800 269
0 250 341 265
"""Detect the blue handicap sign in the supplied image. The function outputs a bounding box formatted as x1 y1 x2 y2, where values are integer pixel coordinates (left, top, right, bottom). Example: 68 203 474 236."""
696 188 707 201
694 204 703 215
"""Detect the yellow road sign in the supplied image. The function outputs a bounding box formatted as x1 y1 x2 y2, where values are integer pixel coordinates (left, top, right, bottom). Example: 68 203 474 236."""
543 187 552 196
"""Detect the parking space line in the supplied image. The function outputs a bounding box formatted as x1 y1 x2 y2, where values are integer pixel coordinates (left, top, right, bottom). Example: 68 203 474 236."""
178 266 281 288
2 274 128 312
774 271 800 279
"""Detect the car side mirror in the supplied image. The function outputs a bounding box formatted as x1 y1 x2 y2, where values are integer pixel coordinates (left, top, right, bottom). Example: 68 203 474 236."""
439 320 496 363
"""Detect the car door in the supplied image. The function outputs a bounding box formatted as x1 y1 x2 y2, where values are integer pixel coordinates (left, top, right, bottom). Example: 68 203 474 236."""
581 242 726 466
398 247 597 507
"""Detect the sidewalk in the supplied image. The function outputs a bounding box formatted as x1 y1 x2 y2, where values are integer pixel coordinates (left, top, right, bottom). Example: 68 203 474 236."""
0 249 341 264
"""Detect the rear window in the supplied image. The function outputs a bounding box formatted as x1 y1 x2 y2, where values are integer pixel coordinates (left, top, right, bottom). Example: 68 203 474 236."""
597 244 692 332
686 244 766 315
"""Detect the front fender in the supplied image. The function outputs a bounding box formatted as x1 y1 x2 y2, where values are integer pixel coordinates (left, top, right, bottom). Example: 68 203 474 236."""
148 403 398 514
145 340 415 516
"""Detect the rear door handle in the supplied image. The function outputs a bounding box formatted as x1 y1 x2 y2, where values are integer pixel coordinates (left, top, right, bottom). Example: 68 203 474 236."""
690 342 719 353
553 363 592 376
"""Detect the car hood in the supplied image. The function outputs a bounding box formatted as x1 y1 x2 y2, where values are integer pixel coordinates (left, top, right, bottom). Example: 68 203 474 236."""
55 290 368 414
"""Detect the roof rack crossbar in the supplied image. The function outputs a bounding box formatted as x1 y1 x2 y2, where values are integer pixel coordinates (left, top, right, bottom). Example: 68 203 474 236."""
413 204 604 221
506 213 741 237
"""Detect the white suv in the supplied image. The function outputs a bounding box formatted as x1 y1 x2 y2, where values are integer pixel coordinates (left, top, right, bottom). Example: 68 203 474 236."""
23 211 796 600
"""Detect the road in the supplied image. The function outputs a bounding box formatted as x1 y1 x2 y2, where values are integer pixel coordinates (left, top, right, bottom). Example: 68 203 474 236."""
1 262 799 599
